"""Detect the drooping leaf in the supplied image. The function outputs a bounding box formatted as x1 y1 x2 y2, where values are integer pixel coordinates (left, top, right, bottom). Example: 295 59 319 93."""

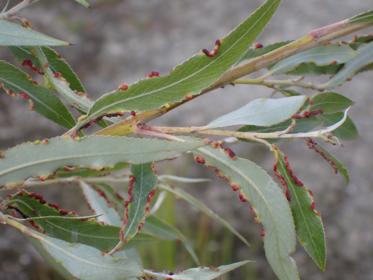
145 260 250 280
305 142 349 183
0 60 76 128
193 147 299 280
6 191 154 252
121 164 157 243
30 233 143 280
78 0 282 128
274 150 326 270
81 182 199 263
0 136 203 188
311 92 353 114
267 45 356 76
0 20 68 46
158 184 250 248
206 96 306 129
323 41 373 89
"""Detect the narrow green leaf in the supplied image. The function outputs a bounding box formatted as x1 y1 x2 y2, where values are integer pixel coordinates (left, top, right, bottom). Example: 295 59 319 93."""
267 45 356 76
349 10 373 24
79 0 282 128
323 41 373 89
0 20 68 46
146 260 250 280
311 92 353 114
30 233 143 280
74 0 90 7
194 147 299 280
158 184 250 248
121 164 157 243
0 60 76 128
6 191 154 252
206 96 306 129
275 151 326 270
42 47 86 92
306 142 349 183
0 136 203 188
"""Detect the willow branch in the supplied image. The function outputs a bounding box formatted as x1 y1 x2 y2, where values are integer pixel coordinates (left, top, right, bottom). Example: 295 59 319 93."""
97 18 371 136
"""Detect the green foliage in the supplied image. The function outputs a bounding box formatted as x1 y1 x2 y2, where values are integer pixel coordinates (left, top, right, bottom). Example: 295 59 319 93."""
0 1 371 279
0 60 76 128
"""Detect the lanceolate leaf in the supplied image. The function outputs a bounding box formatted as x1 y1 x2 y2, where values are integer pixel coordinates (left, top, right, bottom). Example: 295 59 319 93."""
323 41 373 89
81 182 199 263
241 41 291 62
79 0 282 128
0 20 68 46
0 136 203 188
6 191 153 252
121 164 157 243
267 45 356 76
322 113 358 140
0 61 76 128
30 233 143 280
206 96 306 129
193 147 299 280
274 151 326 270
146 260 250 280
158 184 250 248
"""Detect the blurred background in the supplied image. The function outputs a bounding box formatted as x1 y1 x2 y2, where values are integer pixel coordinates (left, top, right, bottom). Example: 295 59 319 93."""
0 0 372 279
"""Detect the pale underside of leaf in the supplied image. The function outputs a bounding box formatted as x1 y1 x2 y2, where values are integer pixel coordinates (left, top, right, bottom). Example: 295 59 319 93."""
146 260 250 280
206 96 306 128
323 41 373 88
0 20 68 46
267 45 356 76
0 136 203 188
194 147 299 280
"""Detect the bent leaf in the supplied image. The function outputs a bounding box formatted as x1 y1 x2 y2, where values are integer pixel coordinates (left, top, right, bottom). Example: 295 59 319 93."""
159 184 250 248
6 191 154 252
206 96 306 128
0 136 203 188
0 20 68 46
0 61 76 128
194 147 299 280
79 0 282 128
274 150 326 270
267 45 356 76
146 260 250 280
121 164 157 243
